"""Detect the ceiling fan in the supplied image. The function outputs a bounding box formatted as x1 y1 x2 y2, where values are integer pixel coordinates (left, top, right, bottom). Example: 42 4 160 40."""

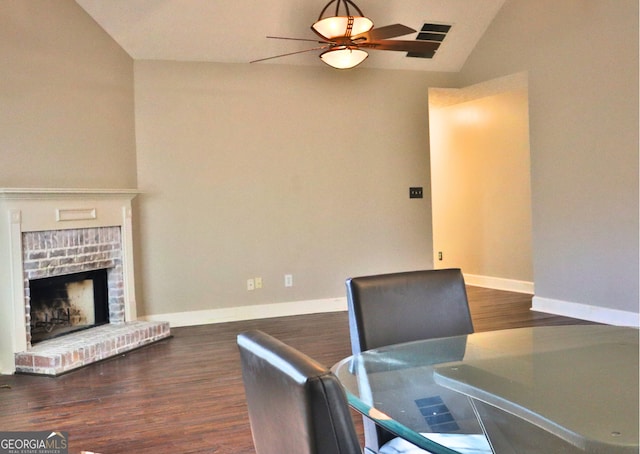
251 0 440 69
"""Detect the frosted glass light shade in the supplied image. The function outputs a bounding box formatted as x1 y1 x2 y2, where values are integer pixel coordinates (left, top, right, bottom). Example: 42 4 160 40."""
319 47 368 69
312 16 373 39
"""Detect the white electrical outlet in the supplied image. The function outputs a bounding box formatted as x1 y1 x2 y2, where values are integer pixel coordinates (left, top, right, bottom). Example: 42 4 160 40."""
247 278 255 291
284 274 293 287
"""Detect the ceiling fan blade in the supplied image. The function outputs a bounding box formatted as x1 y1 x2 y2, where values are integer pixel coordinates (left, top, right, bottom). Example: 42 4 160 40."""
352 24 416 42
250 45 331 64
266 36 331 44
360 39 440 53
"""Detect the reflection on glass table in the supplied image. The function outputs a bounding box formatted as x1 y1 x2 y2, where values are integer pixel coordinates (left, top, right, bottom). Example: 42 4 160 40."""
331 325 639 454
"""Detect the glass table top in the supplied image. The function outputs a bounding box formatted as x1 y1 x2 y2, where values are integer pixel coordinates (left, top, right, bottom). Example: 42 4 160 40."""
331 325 639 454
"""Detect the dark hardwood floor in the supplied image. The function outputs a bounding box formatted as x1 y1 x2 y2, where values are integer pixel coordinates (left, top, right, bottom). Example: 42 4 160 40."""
0 287 595 454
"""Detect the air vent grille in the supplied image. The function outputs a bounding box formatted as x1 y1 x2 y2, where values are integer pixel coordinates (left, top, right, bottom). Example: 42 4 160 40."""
407 23 451 59
421 23 451 34
415 396 460 432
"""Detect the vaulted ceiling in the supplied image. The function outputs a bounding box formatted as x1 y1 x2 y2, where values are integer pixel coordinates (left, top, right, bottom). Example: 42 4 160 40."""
75 0 505 72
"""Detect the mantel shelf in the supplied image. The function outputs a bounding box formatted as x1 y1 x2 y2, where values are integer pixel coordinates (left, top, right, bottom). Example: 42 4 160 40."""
0 188 140 200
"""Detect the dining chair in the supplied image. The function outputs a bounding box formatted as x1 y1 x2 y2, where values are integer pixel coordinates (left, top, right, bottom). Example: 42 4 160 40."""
237 330 431 454
346 268 475 453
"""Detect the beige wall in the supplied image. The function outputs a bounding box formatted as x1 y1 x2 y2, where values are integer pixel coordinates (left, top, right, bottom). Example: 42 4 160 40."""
0 1 136 188
430 81 532 283
133 61 455 317
4 0 637 324
460 0 638 316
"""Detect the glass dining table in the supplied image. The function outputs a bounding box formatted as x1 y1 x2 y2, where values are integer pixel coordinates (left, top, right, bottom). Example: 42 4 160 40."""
331 325 639 454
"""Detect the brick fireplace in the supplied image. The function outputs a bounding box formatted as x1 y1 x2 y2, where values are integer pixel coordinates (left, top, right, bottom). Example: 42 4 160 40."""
0 189 170 375
23 227 124 343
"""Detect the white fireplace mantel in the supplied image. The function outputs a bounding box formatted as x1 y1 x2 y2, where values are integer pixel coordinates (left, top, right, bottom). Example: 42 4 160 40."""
0 188 140 374
0 187 140 198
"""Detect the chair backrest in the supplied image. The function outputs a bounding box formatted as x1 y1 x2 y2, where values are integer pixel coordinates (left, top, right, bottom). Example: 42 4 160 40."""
237 330 362 454
346 268 474 354
346 269 474 453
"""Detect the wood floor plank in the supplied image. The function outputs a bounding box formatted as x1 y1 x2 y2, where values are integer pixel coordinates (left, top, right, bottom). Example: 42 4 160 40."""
0 287 595 453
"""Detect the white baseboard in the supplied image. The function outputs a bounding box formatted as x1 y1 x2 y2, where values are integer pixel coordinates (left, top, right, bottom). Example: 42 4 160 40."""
532 296 640 327
138 297 348 327
463 274 534 294
138 275 535 327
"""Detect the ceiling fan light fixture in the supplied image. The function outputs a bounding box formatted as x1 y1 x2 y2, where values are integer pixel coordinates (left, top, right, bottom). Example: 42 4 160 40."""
319 46 368 69
311 0 373 40
253 0 425 69
312 16 373 40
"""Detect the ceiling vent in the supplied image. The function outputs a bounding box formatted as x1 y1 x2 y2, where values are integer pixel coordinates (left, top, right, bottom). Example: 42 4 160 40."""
407 23 451 59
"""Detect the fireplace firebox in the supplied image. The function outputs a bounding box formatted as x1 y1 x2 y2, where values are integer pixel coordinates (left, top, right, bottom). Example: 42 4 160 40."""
29 269 109 344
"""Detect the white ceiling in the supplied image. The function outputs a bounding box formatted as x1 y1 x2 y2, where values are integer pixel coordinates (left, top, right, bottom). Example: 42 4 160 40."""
75 0 505 72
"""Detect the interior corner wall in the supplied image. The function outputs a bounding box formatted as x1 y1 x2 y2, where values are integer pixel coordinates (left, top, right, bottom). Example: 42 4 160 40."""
429 85 533 286
0 1 136 189
132 61 455 319
458 0 639 320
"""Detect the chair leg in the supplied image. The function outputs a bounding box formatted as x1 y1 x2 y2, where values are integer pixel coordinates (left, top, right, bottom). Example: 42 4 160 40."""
363 416 397 453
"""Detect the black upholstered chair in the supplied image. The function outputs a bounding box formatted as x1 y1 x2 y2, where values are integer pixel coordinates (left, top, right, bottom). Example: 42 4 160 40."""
238 330 434 454
237 330 362 454
346 268 474 453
